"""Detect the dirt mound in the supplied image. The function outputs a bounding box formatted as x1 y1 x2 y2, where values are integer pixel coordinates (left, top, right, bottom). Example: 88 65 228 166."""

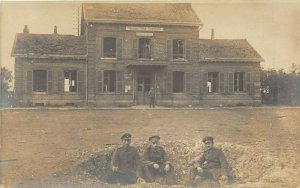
75 141 277 187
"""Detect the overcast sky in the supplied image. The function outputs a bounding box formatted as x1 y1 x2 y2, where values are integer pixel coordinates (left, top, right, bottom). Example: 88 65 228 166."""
1 1 300 76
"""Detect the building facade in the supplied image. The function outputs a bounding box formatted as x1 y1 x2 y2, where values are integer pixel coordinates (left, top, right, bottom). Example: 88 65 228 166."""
12 3 263 107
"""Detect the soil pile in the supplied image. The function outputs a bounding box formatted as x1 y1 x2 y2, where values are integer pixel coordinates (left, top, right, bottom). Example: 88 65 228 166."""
75 141 277 187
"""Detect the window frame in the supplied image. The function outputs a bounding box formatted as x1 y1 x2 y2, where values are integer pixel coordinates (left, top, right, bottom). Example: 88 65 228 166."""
103 37 117 59
33 70 47 93
234 72 245 92
103 70 116 93
138 38 151 59
64 70 78 93
172 39 185 60
207 72 219 93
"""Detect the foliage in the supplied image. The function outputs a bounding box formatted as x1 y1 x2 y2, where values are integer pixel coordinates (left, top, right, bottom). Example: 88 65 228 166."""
1 67 14 107
261 64 300 105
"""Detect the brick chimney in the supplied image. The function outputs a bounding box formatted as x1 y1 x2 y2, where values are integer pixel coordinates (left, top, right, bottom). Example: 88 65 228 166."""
23 25 29 34
211 28 215 40
53 26 58 34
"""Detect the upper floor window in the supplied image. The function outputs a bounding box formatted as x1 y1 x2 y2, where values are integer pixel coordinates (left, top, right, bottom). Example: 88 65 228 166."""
208 72 219 93
33 70 47 92
103 37 116 58
64 70 77 92
139 38 151 59
103 70 116 92
173 39 184 60
173 71 184 93
234 72 244 92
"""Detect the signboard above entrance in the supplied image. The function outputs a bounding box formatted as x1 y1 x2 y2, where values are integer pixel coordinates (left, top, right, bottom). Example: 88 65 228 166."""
126 26 164 32
136 33 153 37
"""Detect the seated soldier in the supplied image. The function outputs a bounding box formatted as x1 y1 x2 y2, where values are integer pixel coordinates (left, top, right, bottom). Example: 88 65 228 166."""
188 136 229 187
141 135 176 185
107 133 140 185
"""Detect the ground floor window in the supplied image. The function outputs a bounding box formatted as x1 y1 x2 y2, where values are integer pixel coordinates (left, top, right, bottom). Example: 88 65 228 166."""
64 70 77 92
234 72 245 92
173 71 184 93
104 70 116 92
33 70 47 92
208 72 219 93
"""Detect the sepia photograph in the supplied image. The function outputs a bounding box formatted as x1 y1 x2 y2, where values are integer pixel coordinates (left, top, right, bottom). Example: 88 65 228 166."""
1 1 300 187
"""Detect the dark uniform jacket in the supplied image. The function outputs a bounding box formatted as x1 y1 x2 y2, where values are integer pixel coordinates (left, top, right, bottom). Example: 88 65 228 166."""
144 146 170 166
198 147 229 176
111 146 139 174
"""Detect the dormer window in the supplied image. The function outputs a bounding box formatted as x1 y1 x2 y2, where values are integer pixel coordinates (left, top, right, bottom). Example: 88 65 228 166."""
173 39 184 60
103 37 116 58
139 38 151 59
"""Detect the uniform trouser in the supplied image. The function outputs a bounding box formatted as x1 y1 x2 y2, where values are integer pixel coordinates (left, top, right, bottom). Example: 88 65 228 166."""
149 97 155 107
142 164 176 185
107 171 137 185
188 167 221 187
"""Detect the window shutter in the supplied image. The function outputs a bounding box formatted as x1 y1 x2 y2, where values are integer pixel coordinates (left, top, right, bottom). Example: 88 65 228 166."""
167 39 172 60
57 71 63 93
228 73 234 93
26 70 33 93
124 69 132 94
132 39 138 59
247 72 251 94
192 71 200 94
185 72 192 93
117 38 123 59
77 71 84 93
116 71 124 94
165 71 172 94
96 37 102 59
97 70 103 94
219 72 225 93
47 71 53 94
200 72 208 94
185 40 191 60
243 73 247 92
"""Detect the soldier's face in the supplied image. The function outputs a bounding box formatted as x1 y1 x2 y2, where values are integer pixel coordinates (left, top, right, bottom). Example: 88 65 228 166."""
150 139 160 148
122 139 131 147
204 141 213 150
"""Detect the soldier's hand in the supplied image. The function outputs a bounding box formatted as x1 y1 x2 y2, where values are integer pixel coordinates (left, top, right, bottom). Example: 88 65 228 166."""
112 166 119 172
153 163 160 169
164 164 170 172
197 167 203 173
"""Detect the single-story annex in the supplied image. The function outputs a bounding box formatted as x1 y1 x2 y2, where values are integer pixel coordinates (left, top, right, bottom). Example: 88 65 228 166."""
11 3 263 107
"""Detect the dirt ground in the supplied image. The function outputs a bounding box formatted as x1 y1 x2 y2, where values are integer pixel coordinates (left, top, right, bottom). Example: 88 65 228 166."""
1 107 300 187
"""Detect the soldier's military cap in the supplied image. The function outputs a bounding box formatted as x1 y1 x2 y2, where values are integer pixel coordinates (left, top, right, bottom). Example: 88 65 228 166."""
121 133 132 140
149 135 160 141
202 136 214 143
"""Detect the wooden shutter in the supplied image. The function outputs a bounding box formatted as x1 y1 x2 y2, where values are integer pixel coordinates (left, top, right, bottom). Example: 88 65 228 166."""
200 72 208 94
116 71 124 94
192 71 200 94
185 72 192 93
185 40 191 60
219 72 225 93
47 71 53 94
243 72 247 92
117 38 122 59
26 70 33 93
97 70 103 94
77 71 84 93
167 39 172 60
124 69 132 94
165 71 172 94
96 37 102 59
132 39 138 59
57 70 63 93
228 73 234 93
246 72 251 94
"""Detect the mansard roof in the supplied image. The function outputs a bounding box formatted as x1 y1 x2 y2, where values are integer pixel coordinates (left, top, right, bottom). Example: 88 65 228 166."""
82 3 202 27
12 33 86 59
199 39 263 62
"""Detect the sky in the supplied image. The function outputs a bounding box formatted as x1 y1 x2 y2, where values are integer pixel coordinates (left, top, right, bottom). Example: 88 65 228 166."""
1 0 300 78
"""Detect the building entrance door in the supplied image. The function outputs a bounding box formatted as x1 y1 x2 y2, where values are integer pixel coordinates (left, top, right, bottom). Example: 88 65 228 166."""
136 71 153 105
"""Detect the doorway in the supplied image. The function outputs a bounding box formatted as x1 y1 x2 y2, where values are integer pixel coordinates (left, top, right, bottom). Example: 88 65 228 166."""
136 71 153 105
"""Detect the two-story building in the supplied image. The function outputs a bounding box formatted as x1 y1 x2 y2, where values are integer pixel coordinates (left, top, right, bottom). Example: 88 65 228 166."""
12 3 263 107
